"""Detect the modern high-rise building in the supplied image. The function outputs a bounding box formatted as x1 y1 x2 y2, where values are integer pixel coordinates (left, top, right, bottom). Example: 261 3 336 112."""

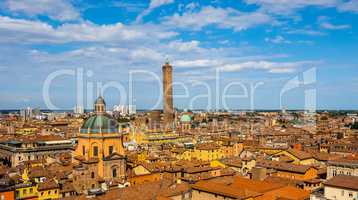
113 105 136 115
20 107 32 121
162 61 174 130
74 105 84 114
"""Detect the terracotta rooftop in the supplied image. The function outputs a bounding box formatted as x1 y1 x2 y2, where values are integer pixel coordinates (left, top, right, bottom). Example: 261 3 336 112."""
231 176 284 193
86 179 189 200
193 180 261 199
38 178 59 191
286 149 312 160
324 175 358 190
255 186 310 200
257 160 316 174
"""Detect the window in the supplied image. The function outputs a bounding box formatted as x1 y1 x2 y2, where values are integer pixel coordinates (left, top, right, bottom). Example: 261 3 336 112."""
112 168 117 178
109 146 114 155
23 189 27 195
93 146 98 157
341 190 345 196
48 191 51 195
349 192 353 197
30 188 33 193
91 172 95 179
82 146 86 156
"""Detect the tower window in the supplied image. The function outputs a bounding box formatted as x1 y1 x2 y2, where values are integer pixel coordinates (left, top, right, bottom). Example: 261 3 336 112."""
112 168 117 178
93 146 98 157
109 146 114 155
82 146 86 156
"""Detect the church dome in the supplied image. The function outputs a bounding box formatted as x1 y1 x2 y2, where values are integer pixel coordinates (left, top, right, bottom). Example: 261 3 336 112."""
81 115 118 133
80 96 118 133
180 114 192 123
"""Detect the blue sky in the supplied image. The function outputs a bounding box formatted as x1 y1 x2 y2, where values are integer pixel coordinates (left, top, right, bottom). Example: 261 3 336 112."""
0 0 357 110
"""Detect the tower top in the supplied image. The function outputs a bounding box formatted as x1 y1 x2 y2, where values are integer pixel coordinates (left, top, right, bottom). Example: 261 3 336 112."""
94 96 106 114
163 61 172 68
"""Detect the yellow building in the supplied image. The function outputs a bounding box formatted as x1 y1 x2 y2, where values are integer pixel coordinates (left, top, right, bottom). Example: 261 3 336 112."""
75 97 126 183
15 127 38 135
37 179 60 200
272 149 318 165
172 142 241 162
15 183 38 200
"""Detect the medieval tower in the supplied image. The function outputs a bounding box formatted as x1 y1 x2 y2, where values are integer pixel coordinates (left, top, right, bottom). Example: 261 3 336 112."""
162 61 174 130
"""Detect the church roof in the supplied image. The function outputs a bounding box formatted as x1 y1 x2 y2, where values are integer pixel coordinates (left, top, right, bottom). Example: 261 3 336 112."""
81 114 118 133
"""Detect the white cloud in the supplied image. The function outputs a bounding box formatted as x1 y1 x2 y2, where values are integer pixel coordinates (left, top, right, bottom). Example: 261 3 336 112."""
174 59 223 68
130 48 163 62
286 28 325 36
185 2 200 11
168 40 200 52
244 0 339 15
265 35 314 45
220 60 316 73
4 0 80 21
320 22 351 30
136 0 174 22
338 0 358 13
0 16 177 44
318 16 351 30
245 0 358 16
265 35 291 44
163 6 273 32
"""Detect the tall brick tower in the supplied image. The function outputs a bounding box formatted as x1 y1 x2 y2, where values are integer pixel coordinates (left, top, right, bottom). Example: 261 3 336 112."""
162 61 174 130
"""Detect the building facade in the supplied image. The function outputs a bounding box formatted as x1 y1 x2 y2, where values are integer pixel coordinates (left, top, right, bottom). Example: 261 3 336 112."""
74 97 126 192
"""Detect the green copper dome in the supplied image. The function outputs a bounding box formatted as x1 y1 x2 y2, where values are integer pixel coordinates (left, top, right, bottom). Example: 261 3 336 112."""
81 115 118 133
180 114 192 123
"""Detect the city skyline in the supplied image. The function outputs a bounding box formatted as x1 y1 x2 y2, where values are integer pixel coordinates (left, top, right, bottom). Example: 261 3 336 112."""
0 0 358 110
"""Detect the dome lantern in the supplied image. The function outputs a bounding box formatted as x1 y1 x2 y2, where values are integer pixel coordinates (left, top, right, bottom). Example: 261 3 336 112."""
94 96 106 114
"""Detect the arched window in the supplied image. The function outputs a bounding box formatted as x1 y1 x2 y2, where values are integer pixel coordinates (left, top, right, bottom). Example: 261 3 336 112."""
91 172 95 179
82 146 86 156
93 146 98 157
112 168 117 178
